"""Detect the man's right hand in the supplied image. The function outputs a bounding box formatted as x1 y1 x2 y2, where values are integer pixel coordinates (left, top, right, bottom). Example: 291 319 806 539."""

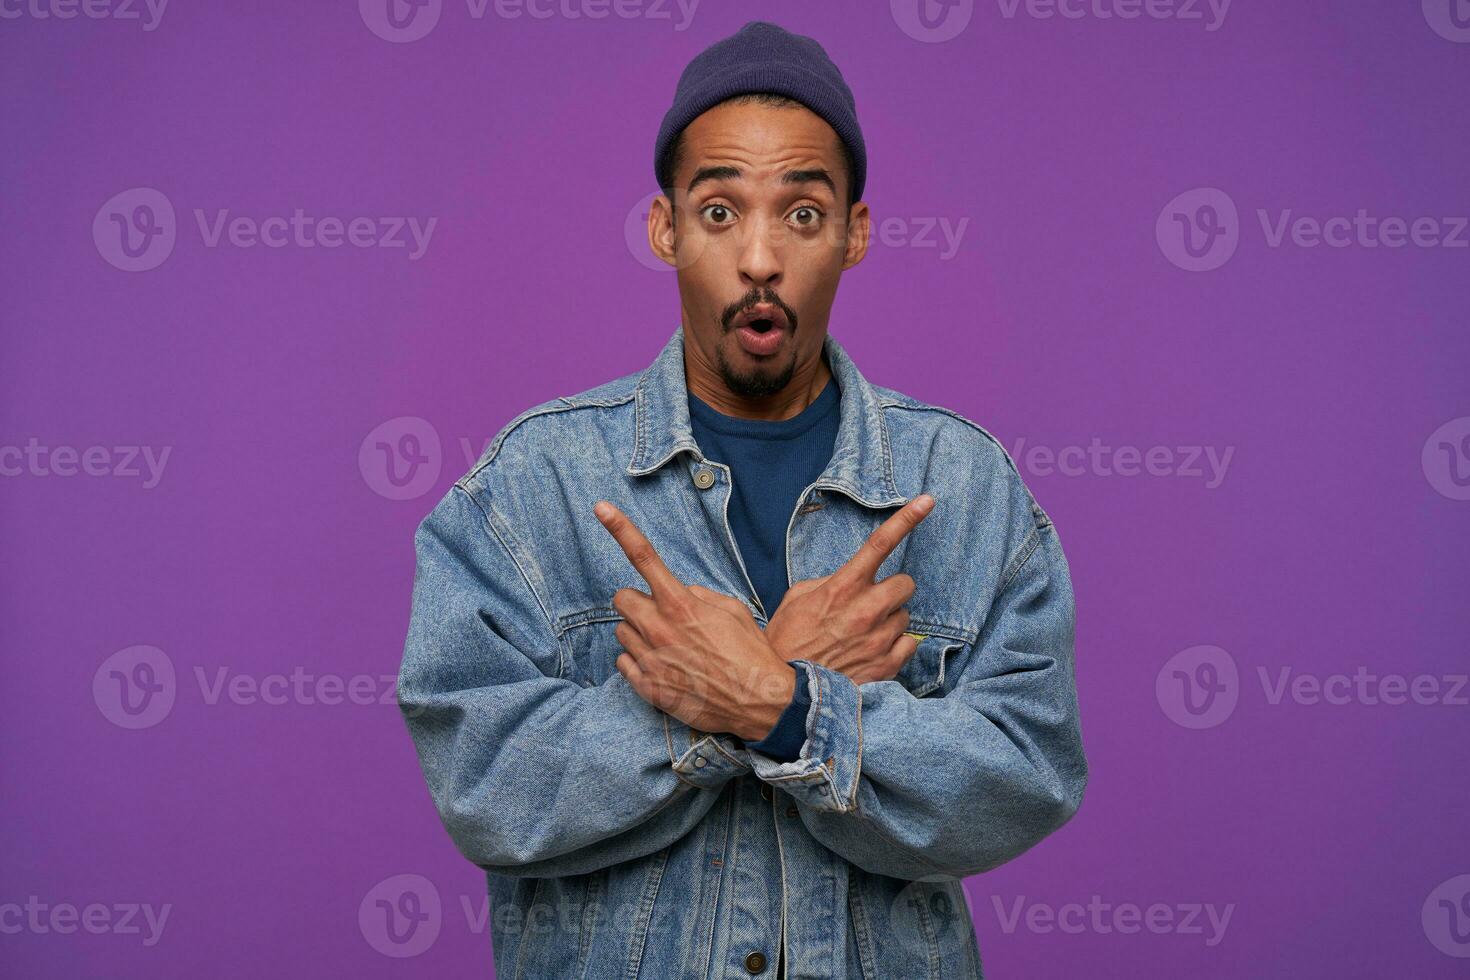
762 493 936 685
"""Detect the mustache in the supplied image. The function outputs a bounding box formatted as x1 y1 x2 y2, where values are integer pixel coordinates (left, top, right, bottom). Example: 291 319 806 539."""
721 288 798 332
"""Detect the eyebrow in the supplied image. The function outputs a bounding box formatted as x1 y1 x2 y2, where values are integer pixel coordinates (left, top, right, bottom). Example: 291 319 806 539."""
686 165 836 197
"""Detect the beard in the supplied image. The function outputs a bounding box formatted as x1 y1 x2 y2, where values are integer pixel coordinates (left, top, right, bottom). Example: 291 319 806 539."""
716 287 800 397
713 343 797 398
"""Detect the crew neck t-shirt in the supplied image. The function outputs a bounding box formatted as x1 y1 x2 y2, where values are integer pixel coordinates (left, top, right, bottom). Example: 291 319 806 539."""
687 371 841 764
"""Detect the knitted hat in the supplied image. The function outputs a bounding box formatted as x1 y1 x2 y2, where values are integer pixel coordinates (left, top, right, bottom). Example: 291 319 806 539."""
654 21 866 202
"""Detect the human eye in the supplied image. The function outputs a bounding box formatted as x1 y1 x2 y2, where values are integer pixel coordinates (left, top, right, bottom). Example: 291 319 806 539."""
787 203 824 230
698 202 737 227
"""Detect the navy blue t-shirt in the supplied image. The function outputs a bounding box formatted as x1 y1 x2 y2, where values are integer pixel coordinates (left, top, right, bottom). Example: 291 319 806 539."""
687 371 841 762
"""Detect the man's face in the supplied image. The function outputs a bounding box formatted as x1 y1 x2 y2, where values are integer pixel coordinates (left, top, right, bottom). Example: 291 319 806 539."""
649 100 870 399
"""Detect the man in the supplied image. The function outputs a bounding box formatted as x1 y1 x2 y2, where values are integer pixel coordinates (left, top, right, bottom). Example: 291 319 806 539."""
398 21 1087 979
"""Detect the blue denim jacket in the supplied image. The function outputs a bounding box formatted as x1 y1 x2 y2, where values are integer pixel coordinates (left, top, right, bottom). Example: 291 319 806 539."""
398 326 1087 979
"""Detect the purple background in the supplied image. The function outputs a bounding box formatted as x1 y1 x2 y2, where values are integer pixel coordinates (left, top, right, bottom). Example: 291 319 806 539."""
3 1 1468 976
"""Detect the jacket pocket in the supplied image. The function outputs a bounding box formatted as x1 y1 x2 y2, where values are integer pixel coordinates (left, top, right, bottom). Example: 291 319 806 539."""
897 630 968 698
559 610 623 686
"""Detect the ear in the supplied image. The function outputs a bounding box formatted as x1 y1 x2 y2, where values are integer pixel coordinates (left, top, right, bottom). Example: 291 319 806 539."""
647 193 678 268
841 201 870 271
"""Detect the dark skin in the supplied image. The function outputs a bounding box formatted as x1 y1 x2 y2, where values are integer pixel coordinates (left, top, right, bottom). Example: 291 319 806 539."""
595 495 934 741
595 100 932 741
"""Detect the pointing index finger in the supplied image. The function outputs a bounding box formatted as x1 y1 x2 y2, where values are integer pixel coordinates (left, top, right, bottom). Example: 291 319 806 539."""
594 501 682 599
839 493 935 584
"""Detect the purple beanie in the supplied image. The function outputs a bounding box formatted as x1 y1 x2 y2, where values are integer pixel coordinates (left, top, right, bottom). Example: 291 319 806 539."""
653 20 867 202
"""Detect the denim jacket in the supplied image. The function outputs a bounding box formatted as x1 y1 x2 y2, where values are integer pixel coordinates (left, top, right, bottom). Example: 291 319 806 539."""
398 326 1088 979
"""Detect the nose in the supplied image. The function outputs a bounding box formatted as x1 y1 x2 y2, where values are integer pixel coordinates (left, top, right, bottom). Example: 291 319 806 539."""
736 213 784 289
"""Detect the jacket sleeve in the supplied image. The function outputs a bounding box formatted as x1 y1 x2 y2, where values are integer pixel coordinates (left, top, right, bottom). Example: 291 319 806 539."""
743 517 1088 881
397 483 751 879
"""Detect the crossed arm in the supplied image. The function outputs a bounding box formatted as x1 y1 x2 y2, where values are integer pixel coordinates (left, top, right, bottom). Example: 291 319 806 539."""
398 484 1085 881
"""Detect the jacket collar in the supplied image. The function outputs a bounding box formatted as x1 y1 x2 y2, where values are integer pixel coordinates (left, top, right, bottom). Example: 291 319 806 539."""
626 326 908 509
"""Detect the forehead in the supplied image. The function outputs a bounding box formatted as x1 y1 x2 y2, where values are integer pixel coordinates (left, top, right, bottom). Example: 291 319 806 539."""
678 100 844 182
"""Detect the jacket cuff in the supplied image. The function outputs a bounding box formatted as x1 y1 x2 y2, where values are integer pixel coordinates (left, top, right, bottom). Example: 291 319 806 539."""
746 660 863 813
665 716 752 788
743 662 811 762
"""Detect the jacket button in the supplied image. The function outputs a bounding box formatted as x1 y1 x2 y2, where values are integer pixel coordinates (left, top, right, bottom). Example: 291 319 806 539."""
693 467 715 489
785 804 799 818
744 950 767 973
693 756 707 768
760 783 773 801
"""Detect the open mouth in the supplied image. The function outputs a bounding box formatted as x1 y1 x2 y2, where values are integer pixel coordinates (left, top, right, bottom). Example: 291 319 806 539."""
733 306 789 357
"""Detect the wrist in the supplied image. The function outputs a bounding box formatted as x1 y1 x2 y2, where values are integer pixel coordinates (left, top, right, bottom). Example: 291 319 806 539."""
734 660 797 742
